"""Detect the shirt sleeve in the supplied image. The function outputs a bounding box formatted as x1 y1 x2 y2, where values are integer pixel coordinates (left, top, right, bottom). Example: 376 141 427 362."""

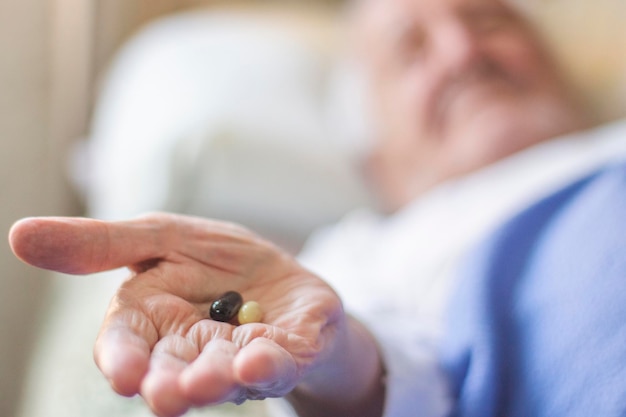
369 316 453 417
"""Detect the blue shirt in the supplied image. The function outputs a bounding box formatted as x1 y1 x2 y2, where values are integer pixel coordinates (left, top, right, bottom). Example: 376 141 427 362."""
441 161 626 417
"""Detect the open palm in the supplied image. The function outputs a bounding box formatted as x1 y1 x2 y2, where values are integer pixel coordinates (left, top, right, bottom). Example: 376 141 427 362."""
10 213 345 417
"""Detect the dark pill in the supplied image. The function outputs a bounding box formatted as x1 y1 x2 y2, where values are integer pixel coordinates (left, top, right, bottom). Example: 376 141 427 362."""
210 291 244 322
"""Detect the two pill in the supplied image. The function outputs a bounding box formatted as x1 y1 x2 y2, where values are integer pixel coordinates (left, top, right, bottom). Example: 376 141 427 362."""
209 291 263 325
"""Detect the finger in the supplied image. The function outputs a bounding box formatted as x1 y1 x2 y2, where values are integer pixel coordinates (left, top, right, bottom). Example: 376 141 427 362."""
9 215 168 274
94 325 153 397
179 339 242 406
233 337 299 397
140 336 199 417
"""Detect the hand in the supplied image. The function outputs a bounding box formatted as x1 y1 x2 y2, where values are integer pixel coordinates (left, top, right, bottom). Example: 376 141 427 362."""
9 213 346 417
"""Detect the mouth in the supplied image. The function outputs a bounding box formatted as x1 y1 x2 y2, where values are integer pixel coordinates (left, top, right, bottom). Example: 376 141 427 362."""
449 80 516 114
431 64 525 136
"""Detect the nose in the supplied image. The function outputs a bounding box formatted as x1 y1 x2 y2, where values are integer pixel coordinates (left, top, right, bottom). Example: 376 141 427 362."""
433 22 484 75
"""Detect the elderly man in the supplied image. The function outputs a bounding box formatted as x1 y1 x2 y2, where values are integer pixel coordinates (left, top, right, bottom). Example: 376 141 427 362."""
9 0 626 416
348 0 589 212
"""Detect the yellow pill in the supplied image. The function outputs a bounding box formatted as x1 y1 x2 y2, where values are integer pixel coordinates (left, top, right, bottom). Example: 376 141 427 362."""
238 301 263 324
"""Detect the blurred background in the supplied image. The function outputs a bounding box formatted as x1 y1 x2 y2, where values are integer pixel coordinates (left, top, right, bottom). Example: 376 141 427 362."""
1 0 625 416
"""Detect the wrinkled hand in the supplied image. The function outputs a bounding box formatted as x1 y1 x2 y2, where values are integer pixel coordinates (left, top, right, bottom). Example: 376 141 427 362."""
9 213 345 417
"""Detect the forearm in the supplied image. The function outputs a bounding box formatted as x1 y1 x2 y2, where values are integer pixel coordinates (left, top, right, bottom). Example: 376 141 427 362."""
286 316 386 417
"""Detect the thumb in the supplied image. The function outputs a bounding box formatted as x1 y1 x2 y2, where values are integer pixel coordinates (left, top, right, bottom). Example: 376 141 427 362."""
9 216 167 274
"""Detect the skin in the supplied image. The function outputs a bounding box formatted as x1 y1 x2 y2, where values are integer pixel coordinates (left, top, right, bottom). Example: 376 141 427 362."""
352 0 590 212
8 1 595 416
9 214 384 417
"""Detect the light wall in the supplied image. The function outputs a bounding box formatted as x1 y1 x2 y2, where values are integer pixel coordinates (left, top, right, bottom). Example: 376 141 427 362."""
526 0 626 120
0 0 70 415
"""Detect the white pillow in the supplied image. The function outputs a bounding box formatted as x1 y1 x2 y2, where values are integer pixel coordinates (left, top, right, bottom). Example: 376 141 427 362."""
79 9 370 250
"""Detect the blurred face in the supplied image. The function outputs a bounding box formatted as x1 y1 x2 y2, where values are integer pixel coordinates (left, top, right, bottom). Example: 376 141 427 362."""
353 0 588 212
